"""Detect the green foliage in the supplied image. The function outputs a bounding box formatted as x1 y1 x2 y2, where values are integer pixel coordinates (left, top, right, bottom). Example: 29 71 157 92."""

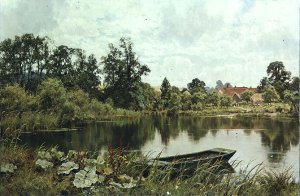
205 92 220 106
220 95 232 107
289 77 299 92
241 90 254 103
187 78 206 94
0 34 101 95
0 85 36 113
283 90 299 113
102 37 150 110
258 61 291 99
169 93 181 111
180 91 192 111
262 86 280 103
191 92 206 104
0 146 298 195
38 78 66 112
160 77 171 100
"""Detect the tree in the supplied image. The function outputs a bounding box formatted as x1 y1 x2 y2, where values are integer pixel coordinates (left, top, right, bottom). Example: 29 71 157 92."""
283 90 299 113
191 92 206 104
257 77 270 92
0 85 36 114
241 90 254 103
187 78 206 94
181 91 192 110
266 61 291 98
215 80 224 90
38 78 66 112
75 53 101 97
205 92 220 106
224 82 232 88
0 34 51 91
289 77 299 92
102 37 150 109
220 95 232 107
262 86 280 104
160 78 172 109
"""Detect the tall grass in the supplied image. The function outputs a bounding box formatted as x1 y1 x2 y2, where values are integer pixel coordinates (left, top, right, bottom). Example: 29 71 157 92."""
0 146 298 195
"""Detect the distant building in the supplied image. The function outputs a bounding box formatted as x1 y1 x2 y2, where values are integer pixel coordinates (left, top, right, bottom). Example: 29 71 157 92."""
250 93 263 105
218 87 257 103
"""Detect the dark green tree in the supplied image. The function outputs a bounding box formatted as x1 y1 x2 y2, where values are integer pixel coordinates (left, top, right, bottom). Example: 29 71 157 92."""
160 77 171 99
266 61 291 98
101 37 150 109
289 77 299 92
187 78 206 94
0 34 51 91
257 77 270 92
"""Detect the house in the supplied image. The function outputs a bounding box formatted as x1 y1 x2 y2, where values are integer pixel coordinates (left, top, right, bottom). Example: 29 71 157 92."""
250 93 263 105
219 87 257 103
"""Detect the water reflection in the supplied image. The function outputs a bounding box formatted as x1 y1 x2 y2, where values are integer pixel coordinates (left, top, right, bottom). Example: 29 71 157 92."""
19 116 299 178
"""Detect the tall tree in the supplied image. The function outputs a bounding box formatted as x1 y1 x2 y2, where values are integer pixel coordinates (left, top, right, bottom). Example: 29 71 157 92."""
187 78 206 94
102 37 150 109
160 77 171 109
266 61 291 98
160 77 171 100
0 34 51 91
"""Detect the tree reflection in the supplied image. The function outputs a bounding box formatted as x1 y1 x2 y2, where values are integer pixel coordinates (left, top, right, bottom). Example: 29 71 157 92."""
19 115 299 161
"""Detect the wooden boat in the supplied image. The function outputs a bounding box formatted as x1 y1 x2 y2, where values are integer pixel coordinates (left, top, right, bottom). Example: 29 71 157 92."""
147 148 236 170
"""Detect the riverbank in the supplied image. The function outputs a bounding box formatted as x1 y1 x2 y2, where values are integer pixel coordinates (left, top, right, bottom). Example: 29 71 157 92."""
0 145 298 195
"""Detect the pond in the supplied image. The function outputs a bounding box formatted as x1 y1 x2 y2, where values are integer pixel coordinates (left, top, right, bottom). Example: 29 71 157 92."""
20 116 299 180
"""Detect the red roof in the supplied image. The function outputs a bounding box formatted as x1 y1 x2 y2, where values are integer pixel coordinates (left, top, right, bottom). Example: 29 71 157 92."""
220 87 257 97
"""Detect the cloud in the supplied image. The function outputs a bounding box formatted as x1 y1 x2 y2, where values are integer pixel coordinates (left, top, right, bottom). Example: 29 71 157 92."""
0 0 67 40
0 0 298 88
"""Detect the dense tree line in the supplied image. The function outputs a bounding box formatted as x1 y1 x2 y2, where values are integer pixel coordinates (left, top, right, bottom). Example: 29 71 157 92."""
0 34 298 114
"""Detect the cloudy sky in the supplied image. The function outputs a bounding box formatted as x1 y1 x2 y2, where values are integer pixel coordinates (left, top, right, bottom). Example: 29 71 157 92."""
0 0 298 88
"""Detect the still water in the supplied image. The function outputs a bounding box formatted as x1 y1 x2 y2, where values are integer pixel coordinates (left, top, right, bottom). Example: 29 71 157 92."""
20 116 299 179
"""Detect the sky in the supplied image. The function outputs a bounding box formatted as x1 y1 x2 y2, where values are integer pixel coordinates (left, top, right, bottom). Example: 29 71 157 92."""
0 0 299 88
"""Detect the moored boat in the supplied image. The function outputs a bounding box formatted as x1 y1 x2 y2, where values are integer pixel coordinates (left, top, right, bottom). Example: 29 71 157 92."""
148 148 236 171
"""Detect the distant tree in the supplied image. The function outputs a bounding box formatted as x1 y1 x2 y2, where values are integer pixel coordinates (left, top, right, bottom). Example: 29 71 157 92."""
257 77 270 92
160 77 171 100
171 86 180 94
283 90 299 113
289 77 299 92
205 92 220 106
266 61 291 98
215 80 224 90
220 95 232 107
262 86 280 104
101 37 150 109
224 82 232 88
169 93 181 109
191 92 206 104
241 90 254 103
187 78 206 94
181 91 192 110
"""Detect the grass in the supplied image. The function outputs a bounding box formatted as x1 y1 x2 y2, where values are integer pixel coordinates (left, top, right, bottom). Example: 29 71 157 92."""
0 144 298 195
